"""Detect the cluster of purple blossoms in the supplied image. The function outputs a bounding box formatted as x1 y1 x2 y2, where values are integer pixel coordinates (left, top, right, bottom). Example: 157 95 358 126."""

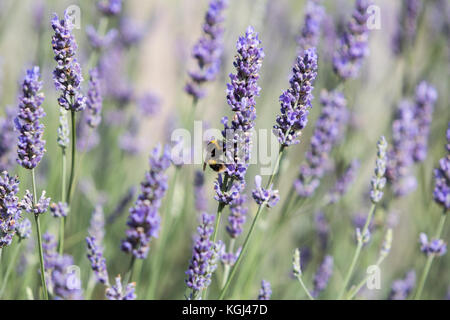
273 48 318 147
221 26 264 182
257 280 272 300
20 190 50 215
97 0 122 16
392 0 421 55
15 66 46 170
86 68 103 128
0 171 21 248
86 236 109 285
119 18 146 47
105 276 136 300
194 171 208 212
294 89 348 197
49 202 69 218
51 12 86 112
43 233 83 300
327 160 360 204
226 194 248 238
219 244 241 266
0 107 18 171
433 123 449 211
185 213 219 299
370 136 388 204
333 0 373 80
412 81 437 162
252 175 280 208
15 218 32 240
312 255 333 298
389 270 416 300
386 101 418 196
86 26 118 50
185 0 228 101
315 211 329 250
121 145 171 259
297 0 325 52
419 233 447 257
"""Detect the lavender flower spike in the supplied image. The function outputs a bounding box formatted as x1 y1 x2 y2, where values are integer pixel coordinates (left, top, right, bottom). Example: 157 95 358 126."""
392 0 421 55
389 270 416 300
433 123 450 211
312 255 333 298
106 276 136 300
185 213 220 300
294 89 348 197
185 0 228 101
327 159 360 204
15 66 46 170
252 175 280 208
370 136 388 204
97 0 122 16
50 202 69 218
297 0 325 52
257 280 272 300
333 0 373 80
52 11 86 112
419 233 447 257
273 48 318 147
194 170 208 212
226 194 248 239
412 81 438 163
20 190 50 215
0 107 18 172
121 145 171 259
0 171 21 248
86 236 109 285
86 68 103 128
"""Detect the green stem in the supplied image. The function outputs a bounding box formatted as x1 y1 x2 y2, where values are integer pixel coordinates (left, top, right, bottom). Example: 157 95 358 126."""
218 146 285 299
414 212 447 300
66 111 76 204
0 240 23 298
346 256 385 300
125 255 136 285
337 204 376 300
58 148 67 255
32 169 48 300
295 275 314 300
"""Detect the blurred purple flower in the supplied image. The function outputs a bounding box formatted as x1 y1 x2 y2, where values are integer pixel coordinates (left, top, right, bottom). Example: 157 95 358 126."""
312 255 333 298
106 276 136 300
86 236 109 285
419 233 447 257
0 171 21 248
328 160 360 203
50 202 69 218
97 0 122 16
15 217 32 240
86 26 118 50
194 170 209 212
86 68 103 128
297 0 325 52
315 211 329 250
257 280 272 300
252 175 280 208
0 107 18 172
137 92 161 117
226 194 248 238
389 270 416 300
433 123 449 211
392 0 421 55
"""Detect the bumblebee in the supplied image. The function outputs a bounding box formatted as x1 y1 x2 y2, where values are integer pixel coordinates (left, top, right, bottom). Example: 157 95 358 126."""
203 139 226 173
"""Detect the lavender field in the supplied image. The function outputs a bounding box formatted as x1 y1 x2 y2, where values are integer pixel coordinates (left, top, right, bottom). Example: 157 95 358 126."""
0 0 448 301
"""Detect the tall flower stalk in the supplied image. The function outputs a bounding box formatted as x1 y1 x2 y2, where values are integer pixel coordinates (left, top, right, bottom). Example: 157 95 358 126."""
337 136 387 299
14 66 48 299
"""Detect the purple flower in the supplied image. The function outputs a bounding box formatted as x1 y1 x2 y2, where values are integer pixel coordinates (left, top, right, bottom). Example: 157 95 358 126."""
392 0 421 55
214 174 244 205
86 68 103 128
86 236 109 285
97 0 122 16
315 211 329 250
52 12 86 112
419 233 447 257
389 270 416 300
0 107 18 172
185 213 220 299
89 205 105 244
194 170 208 212
257 280 272 300
386 101 418 197
119 18 145 47
86 25 118 49
14 66 46 170
294 89 348 197
226 194 248 238
220 244 241 266
0 171 21 248
312 255 333 298
433 123 450 211
252 175 280 208
15 218 32 240
221 26 264 183
370 136 388 203
297 0 325 52
76 113 100 152
50 202 69 218
105 276 136 300
43 233 83 300
185 0 228 100
327 160 360 203
137 92 161 117
273 48 318 147
121 145 171 259
412 81 437 163
20 190 50 215
333 0 373 80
